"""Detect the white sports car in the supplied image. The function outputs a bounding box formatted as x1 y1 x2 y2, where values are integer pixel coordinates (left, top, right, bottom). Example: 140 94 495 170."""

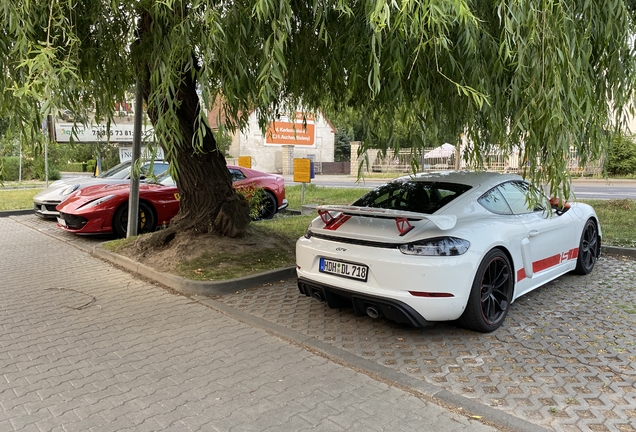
296 171 601 332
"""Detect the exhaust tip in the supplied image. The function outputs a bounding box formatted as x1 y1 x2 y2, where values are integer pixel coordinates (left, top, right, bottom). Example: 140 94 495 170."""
312 291 324 302
366 306 381 319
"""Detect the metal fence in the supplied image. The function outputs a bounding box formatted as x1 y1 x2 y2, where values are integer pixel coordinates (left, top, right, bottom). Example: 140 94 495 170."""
368 147 603 176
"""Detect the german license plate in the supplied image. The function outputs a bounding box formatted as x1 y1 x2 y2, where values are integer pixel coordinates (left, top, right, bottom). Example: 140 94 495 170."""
57 217 67 227
319 258 368 282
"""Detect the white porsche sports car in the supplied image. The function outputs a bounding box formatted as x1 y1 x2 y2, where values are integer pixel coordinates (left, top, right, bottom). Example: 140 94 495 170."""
296 171 601 332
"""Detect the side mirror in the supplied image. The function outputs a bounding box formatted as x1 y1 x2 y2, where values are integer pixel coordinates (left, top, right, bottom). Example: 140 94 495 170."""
549 197 570 215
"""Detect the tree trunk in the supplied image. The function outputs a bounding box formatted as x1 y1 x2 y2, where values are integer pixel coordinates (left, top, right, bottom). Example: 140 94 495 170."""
136 10 250 242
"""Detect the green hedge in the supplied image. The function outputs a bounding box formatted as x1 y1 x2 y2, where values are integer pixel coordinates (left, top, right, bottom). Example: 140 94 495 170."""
61 162 85 172
1 156 61 181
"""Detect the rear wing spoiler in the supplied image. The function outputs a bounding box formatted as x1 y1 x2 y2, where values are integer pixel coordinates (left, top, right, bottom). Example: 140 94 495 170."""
316 205 457 235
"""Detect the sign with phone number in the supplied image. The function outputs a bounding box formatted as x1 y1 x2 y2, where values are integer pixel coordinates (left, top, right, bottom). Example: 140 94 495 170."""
55 122 155 143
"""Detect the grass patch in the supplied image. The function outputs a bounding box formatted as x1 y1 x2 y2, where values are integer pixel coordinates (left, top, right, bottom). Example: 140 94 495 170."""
258 214 316 239
0 188 43 211
175 219 316 280
103 236 137 253
177 248 293 280
285 184 366 209
582 199 636 248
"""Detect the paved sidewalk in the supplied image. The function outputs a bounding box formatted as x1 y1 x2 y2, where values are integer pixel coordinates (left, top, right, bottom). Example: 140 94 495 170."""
6 214 636 432
0 217 499 431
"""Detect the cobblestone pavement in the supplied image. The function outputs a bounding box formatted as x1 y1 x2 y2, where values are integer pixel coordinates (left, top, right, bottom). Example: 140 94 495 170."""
2 216 497 431
9 214 636 431
213 259 636 432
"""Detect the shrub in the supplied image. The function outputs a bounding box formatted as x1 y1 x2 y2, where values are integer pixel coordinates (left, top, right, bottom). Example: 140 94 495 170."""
605 134 636 176
61 162 85 172
1 157 21 181
86 159 96 174
31 157 61 181
235 183 267 220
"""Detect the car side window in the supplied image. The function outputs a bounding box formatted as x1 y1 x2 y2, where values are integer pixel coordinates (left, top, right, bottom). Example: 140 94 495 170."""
229 168 246 182
497 181 538 215
478 187 513 215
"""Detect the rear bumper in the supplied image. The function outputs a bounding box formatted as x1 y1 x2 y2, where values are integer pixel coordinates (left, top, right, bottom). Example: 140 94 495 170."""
297 277 431 327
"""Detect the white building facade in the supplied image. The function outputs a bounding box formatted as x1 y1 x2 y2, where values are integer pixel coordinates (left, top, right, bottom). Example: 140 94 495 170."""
226 111 335 174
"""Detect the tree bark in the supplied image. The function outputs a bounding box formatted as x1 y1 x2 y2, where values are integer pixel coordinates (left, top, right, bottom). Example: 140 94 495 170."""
136 10 250 242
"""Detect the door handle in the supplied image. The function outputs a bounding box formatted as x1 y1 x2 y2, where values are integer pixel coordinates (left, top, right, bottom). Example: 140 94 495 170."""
528 230 539 237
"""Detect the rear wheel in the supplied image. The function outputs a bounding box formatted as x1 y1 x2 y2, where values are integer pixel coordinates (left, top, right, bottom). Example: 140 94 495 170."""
257 191 277 220
573 219 599 275
458 249 513 333
113 202 156 238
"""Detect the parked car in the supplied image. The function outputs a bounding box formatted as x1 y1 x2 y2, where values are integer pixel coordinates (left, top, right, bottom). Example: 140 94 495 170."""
33 160 170 219
296 171 601 332
55 165 288 237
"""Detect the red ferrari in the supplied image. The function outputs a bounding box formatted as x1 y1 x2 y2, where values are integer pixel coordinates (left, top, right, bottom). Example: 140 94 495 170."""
56 165 288 237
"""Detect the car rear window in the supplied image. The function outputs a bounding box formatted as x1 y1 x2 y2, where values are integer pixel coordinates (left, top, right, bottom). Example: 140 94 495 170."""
352 181 471 214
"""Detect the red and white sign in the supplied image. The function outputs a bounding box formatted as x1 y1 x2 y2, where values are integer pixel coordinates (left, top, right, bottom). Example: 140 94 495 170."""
265 112 316 146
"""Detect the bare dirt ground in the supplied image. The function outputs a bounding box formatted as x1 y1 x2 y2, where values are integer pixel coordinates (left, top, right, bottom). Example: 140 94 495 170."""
114 226 295 275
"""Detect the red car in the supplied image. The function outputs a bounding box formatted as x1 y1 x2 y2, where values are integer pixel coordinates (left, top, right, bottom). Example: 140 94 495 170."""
56 165 288 237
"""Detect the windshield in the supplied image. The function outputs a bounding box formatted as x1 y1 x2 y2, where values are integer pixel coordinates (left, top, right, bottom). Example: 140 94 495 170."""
97 161 131 179
352 181 472 214
156 171 175 186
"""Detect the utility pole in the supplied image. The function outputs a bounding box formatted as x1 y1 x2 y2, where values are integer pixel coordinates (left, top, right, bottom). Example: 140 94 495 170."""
126 84 143 237
46 115 55 187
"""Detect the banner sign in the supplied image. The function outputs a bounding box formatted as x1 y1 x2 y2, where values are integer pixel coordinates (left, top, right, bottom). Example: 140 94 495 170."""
265 112 315 146
55 122 155 143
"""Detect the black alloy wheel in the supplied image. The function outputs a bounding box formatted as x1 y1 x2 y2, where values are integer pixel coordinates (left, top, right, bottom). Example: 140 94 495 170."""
574 219 599 275
113 202 157 238
258 191 277 220
458 249 514 333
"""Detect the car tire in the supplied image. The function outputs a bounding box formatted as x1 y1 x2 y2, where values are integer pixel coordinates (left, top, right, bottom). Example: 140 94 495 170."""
257 191 277 220
113 202 157 238
457 249 514 333
573 219 599 275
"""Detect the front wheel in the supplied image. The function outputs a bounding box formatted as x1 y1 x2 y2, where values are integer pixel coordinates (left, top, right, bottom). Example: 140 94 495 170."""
112 202 157 238
573 219 599 275
458 249 514 333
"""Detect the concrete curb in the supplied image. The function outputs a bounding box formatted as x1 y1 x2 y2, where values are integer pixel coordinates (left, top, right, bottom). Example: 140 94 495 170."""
602 245 636 258
0 209 35 218
91 245 297 296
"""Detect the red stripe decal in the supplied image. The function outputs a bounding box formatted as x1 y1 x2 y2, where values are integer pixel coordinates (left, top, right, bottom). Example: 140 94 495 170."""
517 268 526 282
532 254 562 273
325 214 351 231
531 248 579 275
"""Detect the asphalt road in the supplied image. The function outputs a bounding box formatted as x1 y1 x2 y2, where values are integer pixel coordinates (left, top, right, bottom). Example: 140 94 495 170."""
286 176 636 200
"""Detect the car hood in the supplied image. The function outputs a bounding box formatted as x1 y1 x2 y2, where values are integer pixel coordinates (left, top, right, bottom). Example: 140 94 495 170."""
307 205 457 243
34 177 131 202
56 182 163 212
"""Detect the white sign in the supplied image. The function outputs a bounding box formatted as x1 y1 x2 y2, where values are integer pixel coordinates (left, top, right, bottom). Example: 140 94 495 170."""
119 146 165 162
55 122 155 143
